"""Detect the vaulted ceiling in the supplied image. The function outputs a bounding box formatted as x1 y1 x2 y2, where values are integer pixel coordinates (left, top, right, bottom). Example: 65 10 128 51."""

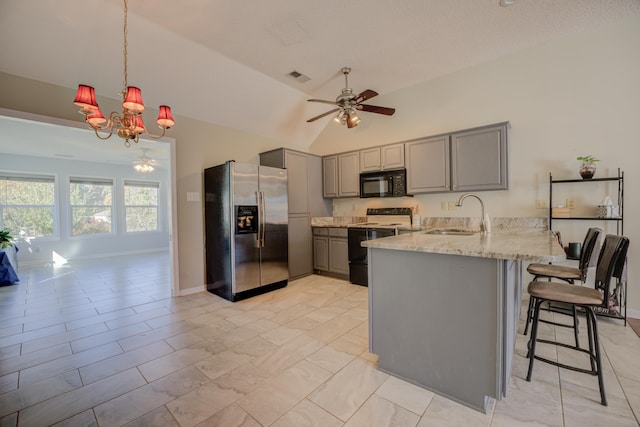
1 0 639 163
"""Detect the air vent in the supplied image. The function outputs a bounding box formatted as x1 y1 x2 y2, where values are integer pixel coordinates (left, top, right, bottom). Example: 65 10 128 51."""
288 70 311 83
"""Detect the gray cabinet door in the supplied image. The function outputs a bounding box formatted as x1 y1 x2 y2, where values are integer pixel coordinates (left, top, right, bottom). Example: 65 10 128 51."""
322 155 338 198
284 150 309 214
405 135 450 194
288 214 312 279
381 143 405 170
329 237 349 275
308 154 332 217
451 123 508 191
338 151 360 197
360 147 382 172
313 236 329 271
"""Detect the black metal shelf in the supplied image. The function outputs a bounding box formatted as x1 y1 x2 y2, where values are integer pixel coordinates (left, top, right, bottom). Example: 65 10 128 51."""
551 217 622 221
549 168 626 325
551 177 622 184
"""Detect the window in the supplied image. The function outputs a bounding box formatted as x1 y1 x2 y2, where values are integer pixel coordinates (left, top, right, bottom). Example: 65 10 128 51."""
0 174 56 239
124 181 159 232
69 178 113 236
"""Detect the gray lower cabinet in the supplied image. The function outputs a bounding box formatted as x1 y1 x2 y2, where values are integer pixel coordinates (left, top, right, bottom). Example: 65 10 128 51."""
313 228 329 271
260 148 332 280
328 228 349 275
313 227 348 277
289 214 312 279
451 123 508 191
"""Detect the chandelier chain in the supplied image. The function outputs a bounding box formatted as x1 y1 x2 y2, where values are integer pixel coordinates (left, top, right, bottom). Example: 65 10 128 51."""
122 0 128 91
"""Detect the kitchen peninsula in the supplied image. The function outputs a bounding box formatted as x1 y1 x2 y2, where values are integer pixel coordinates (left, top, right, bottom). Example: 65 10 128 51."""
362 229 565 413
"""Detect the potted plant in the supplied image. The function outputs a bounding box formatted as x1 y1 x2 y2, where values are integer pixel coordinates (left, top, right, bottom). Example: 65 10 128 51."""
0 228 15 249
577 155 599 179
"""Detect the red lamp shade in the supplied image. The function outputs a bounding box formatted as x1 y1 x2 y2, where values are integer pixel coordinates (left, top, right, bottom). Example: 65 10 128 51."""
133 115 145 134
73 85 99 111
122 86 145 112
156 105 175 128
86 110 106 127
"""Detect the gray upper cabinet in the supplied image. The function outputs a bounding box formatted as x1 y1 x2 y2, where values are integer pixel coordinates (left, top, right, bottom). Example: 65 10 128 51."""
451 123 508 192
360 143 405 172
323 151 360 198
405 135 450 194
284 151 309 214
338 151 360 197
322 155 338 198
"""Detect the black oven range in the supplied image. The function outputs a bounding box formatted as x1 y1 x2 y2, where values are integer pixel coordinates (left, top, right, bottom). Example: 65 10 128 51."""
347 207 413 286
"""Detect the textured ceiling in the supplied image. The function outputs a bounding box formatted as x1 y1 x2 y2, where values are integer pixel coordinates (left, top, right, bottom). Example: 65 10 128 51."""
1 0 639 165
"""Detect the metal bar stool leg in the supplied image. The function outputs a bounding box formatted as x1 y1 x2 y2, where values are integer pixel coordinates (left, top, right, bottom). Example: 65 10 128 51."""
572 305 580 348
524 297 534 335
526 298 544 381
586 307 607 406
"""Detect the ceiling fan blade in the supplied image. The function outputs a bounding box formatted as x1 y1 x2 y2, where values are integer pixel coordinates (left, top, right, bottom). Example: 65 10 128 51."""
357 104 396 116
307 108 341 123
307 99 339 106
354 89 378 104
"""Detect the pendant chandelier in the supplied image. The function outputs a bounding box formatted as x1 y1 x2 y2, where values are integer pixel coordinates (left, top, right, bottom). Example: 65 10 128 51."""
73 0 175 147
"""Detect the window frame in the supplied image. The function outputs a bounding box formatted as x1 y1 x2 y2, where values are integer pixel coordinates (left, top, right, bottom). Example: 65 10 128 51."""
68 176 115 238
123 180 161 234
0 172 58 241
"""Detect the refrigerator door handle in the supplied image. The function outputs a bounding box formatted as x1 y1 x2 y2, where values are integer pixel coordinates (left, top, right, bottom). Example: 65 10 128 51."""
259 191 266 247
256 191 262 248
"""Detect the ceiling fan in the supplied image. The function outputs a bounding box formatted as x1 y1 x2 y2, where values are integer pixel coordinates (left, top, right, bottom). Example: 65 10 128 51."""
306 67 396 128
132 148 160 173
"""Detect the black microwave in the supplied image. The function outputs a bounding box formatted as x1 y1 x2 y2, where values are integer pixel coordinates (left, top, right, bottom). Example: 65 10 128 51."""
360 169 408 198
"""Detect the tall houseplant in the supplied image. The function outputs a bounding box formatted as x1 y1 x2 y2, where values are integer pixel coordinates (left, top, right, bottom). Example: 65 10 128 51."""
577 155 599 179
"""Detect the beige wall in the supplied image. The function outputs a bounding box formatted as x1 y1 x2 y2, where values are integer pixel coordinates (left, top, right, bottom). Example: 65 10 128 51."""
0 72 294 294
1 12 639 312
309 14 640 314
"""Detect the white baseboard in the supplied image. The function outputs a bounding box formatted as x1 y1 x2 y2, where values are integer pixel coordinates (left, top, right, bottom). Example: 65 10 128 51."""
179 285 206 296
19 248 169 267
626 308 640 319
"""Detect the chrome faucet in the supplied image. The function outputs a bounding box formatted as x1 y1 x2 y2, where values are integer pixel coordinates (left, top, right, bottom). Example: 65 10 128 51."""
456 193 490 235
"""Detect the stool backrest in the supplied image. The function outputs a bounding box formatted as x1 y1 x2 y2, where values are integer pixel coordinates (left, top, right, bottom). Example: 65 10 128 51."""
594 235 630 300
578 228 601 281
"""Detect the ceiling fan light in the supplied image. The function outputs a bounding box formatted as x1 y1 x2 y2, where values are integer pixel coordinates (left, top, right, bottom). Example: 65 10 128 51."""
122 86 145 112
134 162 154 173
156 105 175 128
347 109 360 127
333 110 345 124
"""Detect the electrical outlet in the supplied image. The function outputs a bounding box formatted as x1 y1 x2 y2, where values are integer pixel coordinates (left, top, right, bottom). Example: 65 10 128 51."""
566 198 575 209
448 201 458 211
535 200 547 209
441 201 448 210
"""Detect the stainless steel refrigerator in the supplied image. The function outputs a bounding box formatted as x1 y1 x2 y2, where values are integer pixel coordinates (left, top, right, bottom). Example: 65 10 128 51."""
204 161 289 301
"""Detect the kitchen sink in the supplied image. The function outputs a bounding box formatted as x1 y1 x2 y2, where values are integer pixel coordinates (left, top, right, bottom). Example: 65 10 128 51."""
423 229 477 236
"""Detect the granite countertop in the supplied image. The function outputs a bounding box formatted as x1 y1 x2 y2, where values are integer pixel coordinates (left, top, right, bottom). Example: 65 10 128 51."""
310 217 421 230
361 229 565 262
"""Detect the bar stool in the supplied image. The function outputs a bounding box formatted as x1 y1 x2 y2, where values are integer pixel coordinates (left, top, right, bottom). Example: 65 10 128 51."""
526 234 629 406
523 227 602 342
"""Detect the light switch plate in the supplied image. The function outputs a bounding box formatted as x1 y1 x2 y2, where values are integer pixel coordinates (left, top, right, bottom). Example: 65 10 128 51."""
187 192 200 202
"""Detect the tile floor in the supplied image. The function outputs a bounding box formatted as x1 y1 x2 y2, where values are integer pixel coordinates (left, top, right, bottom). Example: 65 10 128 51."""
1 252 639 426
